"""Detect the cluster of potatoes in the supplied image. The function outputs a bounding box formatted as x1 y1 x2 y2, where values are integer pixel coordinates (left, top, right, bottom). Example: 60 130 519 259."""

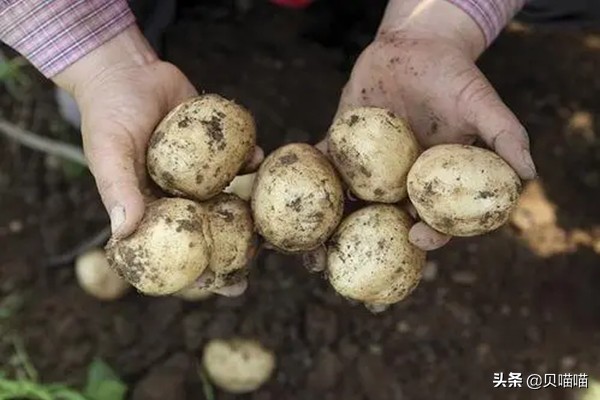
324 108 521 310
103 94 258 297
77 93 521 308
73 93 522 394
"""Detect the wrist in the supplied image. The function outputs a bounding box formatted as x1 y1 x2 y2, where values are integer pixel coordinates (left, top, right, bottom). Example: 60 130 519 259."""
53 25 158 99
377 0 486 60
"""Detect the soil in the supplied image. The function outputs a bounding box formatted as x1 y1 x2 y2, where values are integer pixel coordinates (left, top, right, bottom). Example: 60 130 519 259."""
1 1 600 400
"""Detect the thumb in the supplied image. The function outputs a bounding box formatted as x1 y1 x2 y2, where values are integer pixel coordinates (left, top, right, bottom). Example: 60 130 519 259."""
86 138 146 239
408 222 451 251
460 76 537 180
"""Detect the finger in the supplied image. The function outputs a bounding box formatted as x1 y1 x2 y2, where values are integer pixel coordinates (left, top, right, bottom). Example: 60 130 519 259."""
239 146 264 174
86 139 145 239
196 269 215 288
409 222 451 251
404 202 418 219
364 303 389 314
315 138 328 155
211 279 248 297
261 241 277 251
301 245 327 273
461 76 537 180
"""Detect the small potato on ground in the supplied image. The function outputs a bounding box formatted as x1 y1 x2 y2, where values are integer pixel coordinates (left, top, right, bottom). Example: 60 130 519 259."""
147 94 256 201
105 198 211 296
407 144 522 237
252 143 344 253
327 204 425 307
328 107 420 203
202 338 276 394
75 248 130 301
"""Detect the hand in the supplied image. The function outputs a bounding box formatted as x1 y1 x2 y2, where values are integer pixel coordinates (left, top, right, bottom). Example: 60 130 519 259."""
321 0 537 251
54 26 260 296
54 26 197 238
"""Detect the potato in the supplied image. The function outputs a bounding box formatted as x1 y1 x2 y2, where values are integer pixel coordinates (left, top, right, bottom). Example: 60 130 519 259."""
202 193 256 290
75 248 130 301
105 198 211 296
174 284 213 301
407 144 521 236
328 107 420 202
147 94 256 201
202 338 275 394
327 205 425 307
252 143 344 253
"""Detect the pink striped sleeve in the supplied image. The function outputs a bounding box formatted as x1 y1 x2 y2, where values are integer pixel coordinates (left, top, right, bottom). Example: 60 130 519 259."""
0 0 136 77
444 0 528 44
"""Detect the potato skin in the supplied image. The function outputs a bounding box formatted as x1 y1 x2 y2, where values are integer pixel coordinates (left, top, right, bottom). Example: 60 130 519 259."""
147 94 256 201
202 338 275 394
407 144 521 236
328 107 420 202
202 193 256 289
105 198 211 296
252 143 344 253
327 205 425 305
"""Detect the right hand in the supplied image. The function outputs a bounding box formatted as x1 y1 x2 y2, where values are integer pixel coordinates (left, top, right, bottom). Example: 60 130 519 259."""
319 0 536 251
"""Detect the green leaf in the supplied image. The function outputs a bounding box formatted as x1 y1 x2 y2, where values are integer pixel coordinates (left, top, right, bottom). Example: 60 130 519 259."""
0 379 54 400
83 359 127 400
198 367 215 400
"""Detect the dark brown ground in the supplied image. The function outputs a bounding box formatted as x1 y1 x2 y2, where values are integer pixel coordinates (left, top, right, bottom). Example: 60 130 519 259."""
1 2 600 399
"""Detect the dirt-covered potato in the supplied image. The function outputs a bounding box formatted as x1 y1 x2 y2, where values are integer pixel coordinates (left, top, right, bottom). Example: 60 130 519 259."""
174 284 213 301
407 144 521 236
106 198 211 296
202 193 256 290
75 248 130 301
252 143 344 253
327 205 425 307
328 107 420 202
202 338 276 394
147 94 256 201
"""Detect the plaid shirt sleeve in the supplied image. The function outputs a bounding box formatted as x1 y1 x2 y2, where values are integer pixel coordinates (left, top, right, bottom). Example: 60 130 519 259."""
444 0 528 44
0 0 136 78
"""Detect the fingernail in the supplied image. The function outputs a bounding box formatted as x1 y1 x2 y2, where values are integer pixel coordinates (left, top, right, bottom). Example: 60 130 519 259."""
110 206 126 236
521 149 537 180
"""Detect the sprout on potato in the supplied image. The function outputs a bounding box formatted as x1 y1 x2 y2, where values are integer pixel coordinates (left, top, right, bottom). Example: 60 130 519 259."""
326 204 425 308
75 248 130 301
407 144 522 236
147 94 256 201
106 198 212 296
202 338 276 394
252 143 344 253
328 107 420 203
